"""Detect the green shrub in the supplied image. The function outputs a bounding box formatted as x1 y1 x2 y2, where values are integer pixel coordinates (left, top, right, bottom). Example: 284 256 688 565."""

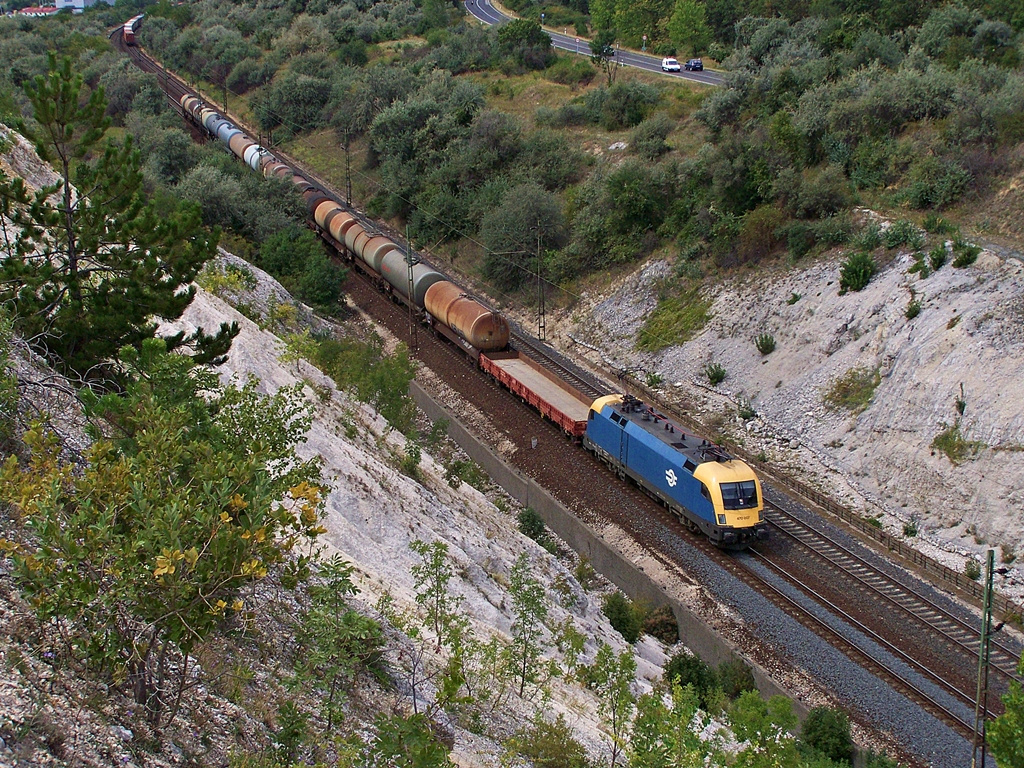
786 292 801 305
802 706 853 764
630 113 674 160
783 221 816 259
929 244 948 271
510 713 591 768
839 251 876 294
923 213 956 234
824 367 881 413
738 400 757 420
903 156 972 209
518 507 547 540
755 333 776 355
883 220 923 250
602 591 643 643
812 214 854 246
717 659 757 699
951 236 981 268
903 520 918 537
705 362 727 386
854 223 883 251
907 252 931 278
905 297 922 319
965 558 982 580
664 650 718 708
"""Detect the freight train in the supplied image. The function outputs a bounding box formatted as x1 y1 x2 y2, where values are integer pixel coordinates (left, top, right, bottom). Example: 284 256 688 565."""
170 68 767 549
122 14 143 46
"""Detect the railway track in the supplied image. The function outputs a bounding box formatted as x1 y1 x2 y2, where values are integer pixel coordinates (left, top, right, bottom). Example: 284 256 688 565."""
760 503 1022 686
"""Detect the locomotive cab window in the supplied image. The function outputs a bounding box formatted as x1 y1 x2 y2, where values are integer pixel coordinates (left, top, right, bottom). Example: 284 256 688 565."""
720 480 758 509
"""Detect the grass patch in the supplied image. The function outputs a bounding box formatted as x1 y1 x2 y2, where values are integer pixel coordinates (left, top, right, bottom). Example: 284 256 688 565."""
824 367 881 413
636 285 710 352
931 420 985 465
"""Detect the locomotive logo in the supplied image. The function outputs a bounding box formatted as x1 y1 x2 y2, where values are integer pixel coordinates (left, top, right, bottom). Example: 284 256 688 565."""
666 469 678 487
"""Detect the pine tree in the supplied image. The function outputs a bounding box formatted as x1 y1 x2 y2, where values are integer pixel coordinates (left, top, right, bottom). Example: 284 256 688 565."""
0 53 236 381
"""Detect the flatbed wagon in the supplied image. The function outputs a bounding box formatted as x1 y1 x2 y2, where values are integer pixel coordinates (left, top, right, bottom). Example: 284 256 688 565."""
479 350 591 438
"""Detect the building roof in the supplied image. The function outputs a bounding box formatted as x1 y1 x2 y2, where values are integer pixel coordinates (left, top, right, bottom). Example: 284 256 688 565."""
18 6 60 14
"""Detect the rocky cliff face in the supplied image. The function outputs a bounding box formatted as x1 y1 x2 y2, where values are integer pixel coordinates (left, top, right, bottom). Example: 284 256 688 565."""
563 233 1024 596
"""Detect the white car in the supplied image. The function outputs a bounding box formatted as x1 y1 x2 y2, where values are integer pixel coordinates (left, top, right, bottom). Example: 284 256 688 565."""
661 57 681 72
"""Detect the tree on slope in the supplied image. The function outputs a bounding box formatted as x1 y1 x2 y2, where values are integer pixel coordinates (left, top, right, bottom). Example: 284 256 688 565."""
0 53 236 381
0 339 326 727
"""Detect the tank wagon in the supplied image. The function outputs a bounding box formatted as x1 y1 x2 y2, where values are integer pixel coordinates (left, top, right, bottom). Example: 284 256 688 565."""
170 87 767 550
175 93 511 355
123 14 144 46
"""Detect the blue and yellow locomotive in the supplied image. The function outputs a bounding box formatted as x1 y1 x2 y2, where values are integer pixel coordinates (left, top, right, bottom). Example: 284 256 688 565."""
583 394 768 549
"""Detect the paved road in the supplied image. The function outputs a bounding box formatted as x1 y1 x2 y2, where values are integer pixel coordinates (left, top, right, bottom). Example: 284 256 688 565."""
464 0 724 86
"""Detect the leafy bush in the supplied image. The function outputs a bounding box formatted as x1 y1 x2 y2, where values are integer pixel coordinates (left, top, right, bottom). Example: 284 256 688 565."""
965 558 982 580
839 251 876 294
755 333 776 355
929 244 948 270
802 706 853 764
903 156 972 209
903 520 919 537
705 361 727 385
510 714 591 768
824 367 881 413
854 223 883 251
602 591 643 643
630 113 674 160
783 221 816 258
952 236 981 267
544 57 595 87
883 220 923 250
923 213 956 234
813 214 854 246
905 296 922 319
518 507 548 541
718 659 757 699
664 650 718 708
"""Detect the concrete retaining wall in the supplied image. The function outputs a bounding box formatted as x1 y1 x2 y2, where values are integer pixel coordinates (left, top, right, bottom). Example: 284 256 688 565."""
410 382 801 713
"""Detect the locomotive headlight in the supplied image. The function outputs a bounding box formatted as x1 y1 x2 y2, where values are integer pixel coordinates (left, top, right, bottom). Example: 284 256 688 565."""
717 514 726 525
758 511 764 521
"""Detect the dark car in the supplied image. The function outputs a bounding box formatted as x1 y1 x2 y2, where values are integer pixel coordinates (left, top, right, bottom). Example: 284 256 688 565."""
684 58 703 71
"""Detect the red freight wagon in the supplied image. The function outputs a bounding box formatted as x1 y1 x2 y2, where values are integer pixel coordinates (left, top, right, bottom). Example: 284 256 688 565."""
479 351 592 438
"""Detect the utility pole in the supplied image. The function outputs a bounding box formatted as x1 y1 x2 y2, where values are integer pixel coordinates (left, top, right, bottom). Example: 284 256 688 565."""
406 225 419 356
536 226 545 341
971 549 996 768
344 127 352 206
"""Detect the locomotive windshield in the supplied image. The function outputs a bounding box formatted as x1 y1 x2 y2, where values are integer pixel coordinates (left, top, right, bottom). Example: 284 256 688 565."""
720 480 758 509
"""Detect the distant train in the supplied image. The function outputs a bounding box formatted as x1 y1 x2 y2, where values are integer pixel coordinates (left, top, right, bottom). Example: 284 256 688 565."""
171 83 767 549
122 14 143 46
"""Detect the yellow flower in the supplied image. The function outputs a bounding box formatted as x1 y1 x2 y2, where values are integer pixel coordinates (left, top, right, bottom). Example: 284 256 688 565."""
154 555 175 578
209 599 228 615
229 493 248 511
220 511 232 524
252 528 266 544
183 547 199 567
232 599 244 611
